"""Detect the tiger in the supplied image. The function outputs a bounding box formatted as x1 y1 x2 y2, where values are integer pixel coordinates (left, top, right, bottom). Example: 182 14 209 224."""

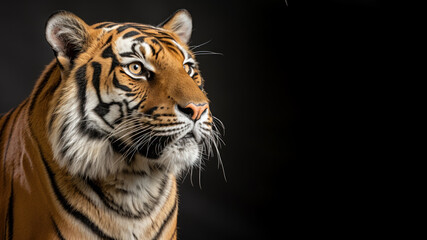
0 9 221 239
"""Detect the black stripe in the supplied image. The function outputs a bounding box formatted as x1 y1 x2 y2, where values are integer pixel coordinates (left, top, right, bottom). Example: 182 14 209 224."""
28 64 56 115
154 31 175 41
6 181 14 240
46 75 64 133
94 101 122 129
113 73 132 92
94 22 113 29
91 62 103 100
75 64 88 118
37 145 116 240
134 136 173 159
134 36 146 43
145 107 158 115
58 122 71 158
123 31 140 39
25 62 61 134
150 39 163 59
51 217 65 240
116 25 131 33
93 103 110 118
119 52 136 58
169 229 177 240
109 137 134 158
75 64 106 139
128 24 155 32
149 45 156 57
86 180 145 218
104 35 113 46
81 124 106 139
121 169 147 177
103 23 119 29
151 196 178 240
91 62 123 129
166 46 181 57
101 45 119 74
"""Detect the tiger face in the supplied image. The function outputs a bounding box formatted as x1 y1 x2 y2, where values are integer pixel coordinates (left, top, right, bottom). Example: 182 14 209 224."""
46 10 219 178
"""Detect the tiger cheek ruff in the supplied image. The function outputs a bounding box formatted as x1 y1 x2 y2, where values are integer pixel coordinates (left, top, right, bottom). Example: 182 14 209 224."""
0 10 221 239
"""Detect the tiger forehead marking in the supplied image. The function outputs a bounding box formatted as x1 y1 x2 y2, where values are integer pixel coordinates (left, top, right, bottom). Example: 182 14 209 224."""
99 22 192 61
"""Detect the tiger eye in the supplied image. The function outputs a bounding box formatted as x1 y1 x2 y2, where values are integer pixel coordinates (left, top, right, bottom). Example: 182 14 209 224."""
129 62 143 75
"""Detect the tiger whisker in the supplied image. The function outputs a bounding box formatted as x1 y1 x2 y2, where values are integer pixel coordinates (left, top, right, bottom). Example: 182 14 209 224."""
189 40 212 51
193 50 223 56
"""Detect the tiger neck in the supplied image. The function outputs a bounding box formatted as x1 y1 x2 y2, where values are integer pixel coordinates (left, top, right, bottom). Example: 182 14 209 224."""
84 169 176 219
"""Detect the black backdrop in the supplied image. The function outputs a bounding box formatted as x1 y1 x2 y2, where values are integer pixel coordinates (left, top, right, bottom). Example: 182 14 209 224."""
0 0 377 239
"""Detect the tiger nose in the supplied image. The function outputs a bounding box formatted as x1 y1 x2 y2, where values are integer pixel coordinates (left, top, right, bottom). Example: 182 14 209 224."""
178 103 209 121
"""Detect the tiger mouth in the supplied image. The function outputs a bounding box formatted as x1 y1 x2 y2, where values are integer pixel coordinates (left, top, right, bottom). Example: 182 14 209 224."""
175 132 196 148
135 136 169 159
181 132 195 141
135 132 197 159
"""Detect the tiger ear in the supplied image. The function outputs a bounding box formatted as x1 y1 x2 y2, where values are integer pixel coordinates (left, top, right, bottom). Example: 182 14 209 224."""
45 11 90 64
160 9 192 44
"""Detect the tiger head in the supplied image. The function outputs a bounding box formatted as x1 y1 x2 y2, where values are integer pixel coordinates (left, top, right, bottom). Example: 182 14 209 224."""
45 10 220 179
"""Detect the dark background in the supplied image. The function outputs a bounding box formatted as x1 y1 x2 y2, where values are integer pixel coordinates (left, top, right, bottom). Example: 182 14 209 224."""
0 0 377 239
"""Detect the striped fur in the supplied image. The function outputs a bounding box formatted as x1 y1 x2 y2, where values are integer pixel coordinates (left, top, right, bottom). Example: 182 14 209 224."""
0 10 220 239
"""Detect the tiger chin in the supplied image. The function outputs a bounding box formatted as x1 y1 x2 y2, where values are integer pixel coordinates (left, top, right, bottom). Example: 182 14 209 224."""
0 10 220 239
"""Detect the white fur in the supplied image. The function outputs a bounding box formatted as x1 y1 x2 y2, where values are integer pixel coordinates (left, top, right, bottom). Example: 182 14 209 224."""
45 13 87 58
168 11 192 44
115 37 156 73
